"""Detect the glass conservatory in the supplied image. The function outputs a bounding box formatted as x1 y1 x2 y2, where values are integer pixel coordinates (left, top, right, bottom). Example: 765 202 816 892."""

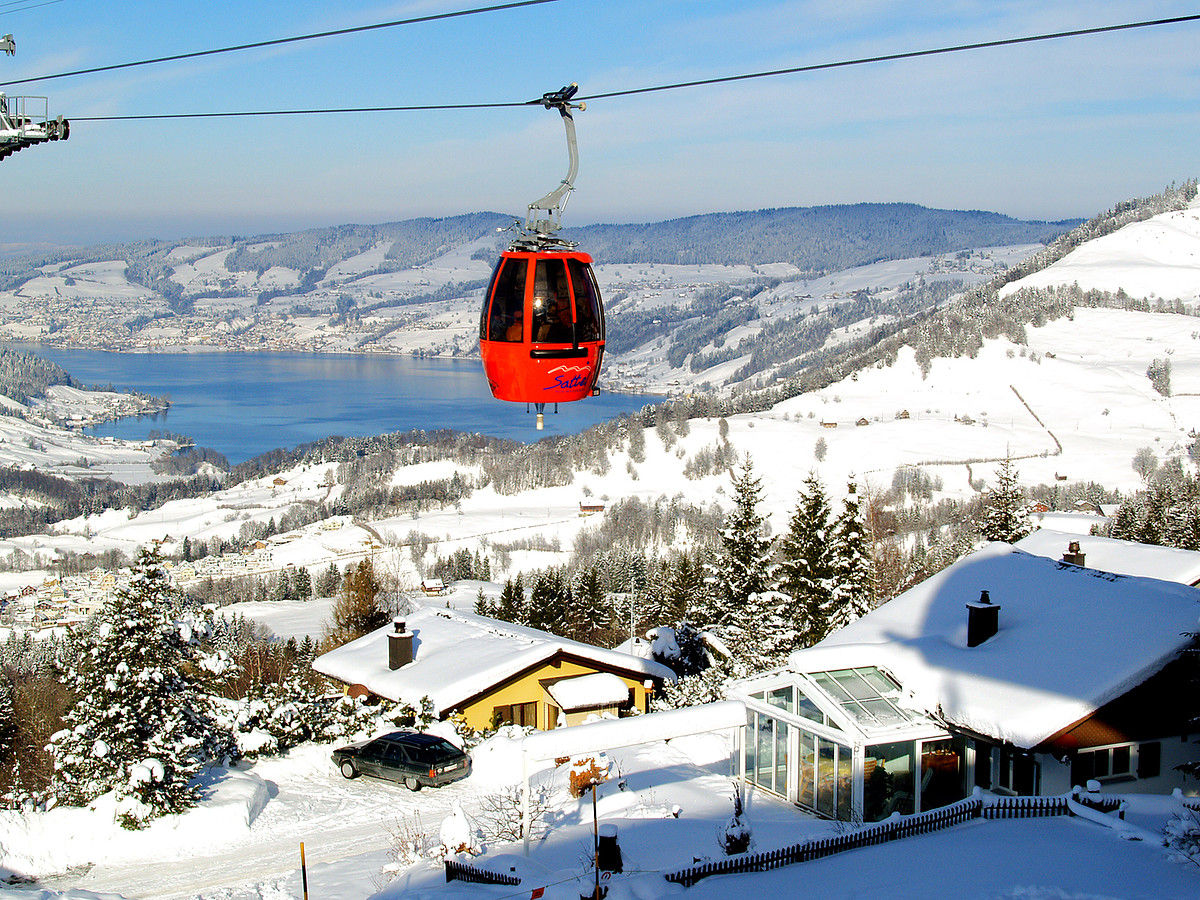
731 666 973 822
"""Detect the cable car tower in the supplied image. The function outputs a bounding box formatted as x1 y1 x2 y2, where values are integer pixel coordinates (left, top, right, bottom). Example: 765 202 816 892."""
0 34 70 163
479 83 606 430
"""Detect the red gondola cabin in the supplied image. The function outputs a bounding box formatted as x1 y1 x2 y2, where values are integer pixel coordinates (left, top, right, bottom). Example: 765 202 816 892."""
479 249 605 404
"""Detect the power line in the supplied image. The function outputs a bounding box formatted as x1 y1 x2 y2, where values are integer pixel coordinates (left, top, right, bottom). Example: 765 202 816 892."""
0 0 67 13
575 13 1200 102
71 101 528 121
51 11 1200 123
0 0 561 88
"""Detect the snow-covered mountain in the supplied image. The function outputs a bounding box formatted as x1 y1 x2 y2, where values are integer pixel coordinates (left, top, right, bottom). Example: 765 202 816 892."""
0 204 1073 375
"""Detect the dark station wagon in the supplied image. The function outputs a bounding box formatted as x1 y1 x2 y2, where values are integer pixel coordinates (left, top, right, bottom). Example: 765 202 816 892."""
332 731 471 791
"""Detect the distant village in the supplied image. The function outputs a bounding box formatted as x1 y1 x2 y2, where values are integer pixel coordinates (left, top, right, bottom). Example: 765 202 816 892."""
0 514 385 636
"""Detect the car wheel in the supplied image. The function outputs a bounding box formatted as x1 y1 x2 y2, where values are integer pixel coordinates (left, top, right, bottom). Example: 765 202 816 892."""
340 760 357 779
405 775 422 791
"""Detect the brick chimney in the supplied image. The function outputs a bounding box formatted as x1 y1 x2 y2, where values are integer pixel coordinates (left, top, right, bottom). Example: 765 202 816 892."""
388 617 413 670
1061 541 1086 567
967 589 1000 647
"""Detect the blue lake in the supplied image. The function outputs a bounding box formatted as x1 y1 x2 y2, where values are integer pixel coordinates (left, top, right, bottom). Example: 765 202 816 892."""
12 346 658 465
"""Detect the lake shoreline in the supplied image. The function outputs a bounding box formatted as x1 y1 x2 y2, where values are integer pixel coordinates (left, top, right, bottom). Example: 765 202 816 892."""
8 341 665 399
6 345 661 464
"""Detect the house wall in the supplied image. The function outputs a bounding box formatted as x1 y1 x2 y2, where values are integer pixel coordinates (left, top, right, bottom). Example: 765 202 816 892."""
456 656 653 732
1036 738 1200 797
1033 660 1200 797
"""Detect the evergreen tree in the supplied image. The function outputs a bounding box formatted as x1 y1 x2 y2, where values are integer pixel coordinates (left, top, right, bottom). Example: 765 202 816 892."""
51 545 230 828
494 574 525 623
775 474 838 647
663 551 706 621
0 673 14 764
569 565 608 643
473 587 492 617
980 457 1032 543
702 460 774 659
827 478 876 634
1109 472 1200 550
327 557 389 646
527 569 571 634
292 566 312 601
272 570 292 602
315 562 341 598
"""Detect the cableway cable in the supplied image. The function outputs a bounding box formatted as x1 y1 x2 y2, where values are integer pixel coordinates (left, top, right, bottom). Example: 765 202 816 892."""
49 11 1200 123
0 0 561 88
0 0 67 14
575 12 1200 103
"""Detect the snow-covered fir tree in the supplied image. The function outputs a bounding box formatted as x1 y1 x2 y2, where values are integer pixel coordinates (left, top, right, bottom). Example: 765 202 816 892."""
775 474 838 648
700 459 774 662
51 545 231 829
980 456 1032 543
327 557 389 645
825 478 875 636
0 673 14 764
1110 472 1200 550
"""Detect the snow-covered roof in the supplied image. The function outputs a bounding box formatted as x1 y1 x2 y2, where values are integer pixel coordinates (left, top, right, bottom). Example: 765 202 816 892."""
787 543 1200 749
521 700 748 761
313 607 675 715
1016 528 1200 586
546 673 631 711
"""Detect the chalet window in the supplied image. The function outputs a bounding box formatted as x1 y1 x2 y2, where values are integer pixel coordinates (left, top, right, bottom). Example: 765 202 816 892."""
864 740 916 821
1072 741 1159 784
807 667 923 730
766 685 794 714
746 710 788 797
492 701 537 728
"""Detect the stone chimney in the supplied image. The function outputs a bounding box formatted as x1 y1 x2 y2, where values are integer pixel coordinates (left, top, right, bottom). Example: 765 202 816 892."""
967 589 1000 647
388 617 413 670
1061 541 1086 567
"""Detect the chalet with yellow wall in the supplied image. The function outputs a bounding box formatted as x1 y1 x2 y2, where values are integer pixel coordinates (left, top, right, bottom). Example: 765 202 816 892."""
313 607 676 731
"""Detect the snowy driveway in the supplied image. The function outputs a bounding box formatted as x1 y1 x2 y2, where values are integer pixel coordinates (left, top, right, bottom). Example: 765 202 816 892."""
42 744 473 899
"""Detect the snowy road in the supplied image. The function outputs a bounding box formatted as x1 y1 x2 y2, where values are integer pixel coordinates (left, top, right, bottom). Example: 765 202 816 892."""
49 746 473 900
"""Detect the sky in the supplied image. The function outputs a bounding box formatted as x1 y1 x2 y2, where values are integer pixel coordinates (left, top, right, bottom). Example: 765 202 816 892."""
1 0 1198 245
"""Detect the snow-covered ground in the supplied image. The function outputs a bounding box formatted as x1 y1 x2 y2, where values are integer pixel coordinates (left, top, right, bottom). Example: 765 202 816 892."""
1002 197 1200 302
6 725 1195 899
0 397 176 486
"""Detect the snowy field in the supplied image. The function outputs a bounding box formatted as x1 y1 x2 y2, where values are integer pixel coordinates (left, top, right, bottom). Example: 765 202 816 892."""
1002 200 1200 303
4 726 1196 899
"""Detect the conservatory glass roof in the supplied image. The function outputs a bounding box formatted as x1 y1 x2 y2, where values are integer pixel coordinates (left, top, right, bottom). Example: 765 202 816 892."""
804 666 932 731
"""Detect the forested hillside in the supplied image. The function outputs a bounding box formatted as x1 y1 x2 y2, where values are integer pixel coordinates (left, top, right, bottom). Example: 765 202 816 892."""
0 347 77 403
564 203 1078 268
0 204 1074 297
